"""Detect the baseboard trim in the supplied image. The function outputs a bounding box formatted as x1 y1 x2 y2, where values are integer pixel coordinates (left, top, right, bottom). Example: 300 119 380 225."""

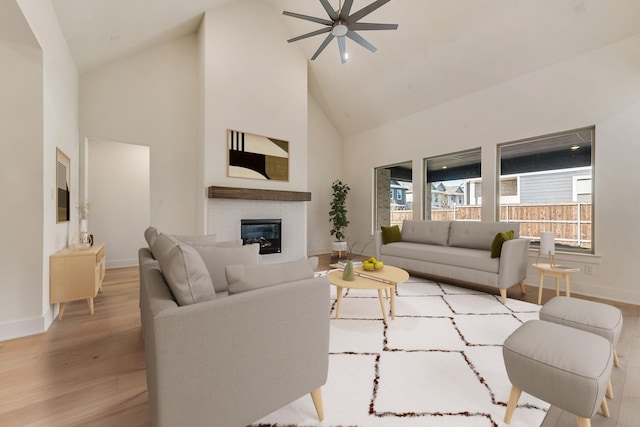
531 281 640 306
106 258 138 269
0 314 48 342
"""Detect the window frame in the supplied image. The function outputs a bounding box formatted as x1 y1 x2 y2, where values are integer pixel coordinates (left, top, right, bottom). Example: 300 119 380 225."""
497 126 595 254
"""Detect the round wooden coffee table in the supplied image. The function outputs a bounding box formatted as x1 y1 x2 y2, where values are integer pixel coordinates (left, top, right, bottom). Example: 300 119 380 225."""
327 265 409 322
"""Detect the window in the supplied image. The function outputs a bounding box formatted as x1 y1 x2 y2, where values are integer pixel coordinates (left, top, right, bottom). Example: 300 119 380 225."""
424 148 481 221
375 162 413 231
498 127 594 253
573 176 592 203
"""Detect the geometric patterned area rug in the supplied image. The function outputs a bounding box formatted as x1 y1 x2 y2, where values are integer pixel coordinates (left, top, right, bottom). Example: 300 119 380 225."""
252 275 550 427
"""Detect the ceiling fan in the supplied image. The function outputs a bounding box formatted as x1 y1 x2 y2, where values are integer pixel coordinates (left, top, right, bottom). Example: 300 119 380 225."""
283 0 398 64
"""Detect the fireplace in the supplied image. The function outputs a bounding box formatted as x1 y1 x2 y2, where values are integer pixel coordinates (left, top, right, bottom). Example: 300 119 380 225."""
241 219 282 254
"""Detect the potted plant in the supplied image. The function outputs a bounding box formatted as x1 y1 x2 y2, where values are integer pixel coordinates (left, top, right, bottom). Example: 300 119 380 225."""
329 180 350 258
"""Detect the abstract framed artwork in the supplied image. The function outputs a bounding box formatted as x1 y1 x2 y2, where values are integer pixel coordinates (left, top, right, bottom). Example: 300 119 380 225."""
227 129 289 181
56 148 70 223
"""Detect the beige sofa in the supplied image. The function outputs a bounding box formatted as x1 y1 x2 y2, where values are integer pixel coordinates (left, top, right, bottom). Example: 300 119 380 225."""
375 220 529 303
139 228 329 426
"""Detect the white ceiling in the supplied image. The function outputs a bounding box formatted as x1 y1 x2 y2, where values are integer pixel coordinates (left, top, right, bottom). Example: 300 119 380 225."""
50 0 640 137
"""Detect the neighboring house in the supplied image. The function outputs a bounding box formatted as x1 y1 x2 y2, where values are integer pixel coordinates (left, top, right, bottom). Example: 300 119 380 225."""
430 182 465 208
390 179 409 208
466 167 592 205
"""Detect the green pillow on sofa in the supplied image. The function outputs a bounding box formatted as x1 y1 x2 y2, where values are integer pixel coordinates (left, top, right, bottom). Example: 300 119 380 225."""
381 225 402 244
491 230 515 258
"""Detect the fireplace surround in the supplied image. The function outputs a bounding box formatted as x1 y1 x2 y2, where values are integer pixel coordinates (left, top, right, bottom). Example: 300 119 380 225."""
207 186 309 262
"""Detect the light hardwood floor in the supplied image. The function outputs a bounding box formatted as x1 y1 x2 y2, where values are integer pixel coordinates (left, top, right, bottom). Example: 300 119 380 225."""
0 258 637 426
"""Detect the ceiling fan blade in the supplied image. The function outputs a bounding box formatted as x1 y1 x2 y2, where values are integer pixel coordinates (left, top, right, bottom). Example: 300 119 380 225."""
311 33 335 60
287 27 332 43
338 36 348 64
349 0 392 23
319 0 339 21
283 11 333 26
339 0 354 21
349 22 398 31
346 31 377 53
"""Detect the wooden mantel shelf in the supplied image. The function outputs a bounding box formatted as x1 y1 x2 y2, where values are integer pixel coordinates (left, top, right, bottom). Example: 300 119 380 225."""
207 186 311 202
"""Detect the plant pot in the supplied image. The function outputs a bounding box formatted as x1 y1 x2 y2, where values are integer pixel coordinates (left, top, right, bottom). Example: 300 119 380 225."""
331 241 348 252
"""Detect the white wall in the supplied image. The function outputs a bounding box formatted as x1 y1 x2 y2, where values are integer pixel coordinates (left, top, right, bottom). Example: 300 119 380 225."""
0 0 79 341
344 33 640 304
0 35 43 336
88 139 150 268
200 0 309 255
200 0 308 193
80 35 199 236
307 95 344 255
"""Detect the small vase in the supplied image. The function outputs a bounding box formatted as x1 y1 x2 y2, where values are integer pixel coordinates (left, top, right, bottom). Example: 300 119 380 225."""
342 259 355 281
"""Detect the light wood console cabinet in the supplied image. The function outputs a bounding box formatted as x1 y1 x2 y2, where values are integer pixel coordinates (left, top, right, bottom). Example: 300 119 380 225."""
50 242 106 320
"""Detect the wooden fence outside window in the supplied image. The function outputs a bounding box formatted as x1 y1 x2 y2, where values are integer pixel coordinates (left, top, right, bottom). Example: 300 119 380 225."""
390 202 592 249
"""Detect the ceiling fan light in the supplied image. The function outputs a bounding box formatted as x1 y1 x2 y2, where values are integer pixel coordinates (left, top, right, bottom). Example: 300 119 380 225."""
332 23 348 37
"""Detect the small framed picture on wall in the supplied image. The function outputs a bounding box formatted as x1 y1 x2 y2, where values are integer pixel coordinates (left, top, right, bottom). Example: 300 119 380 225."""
56 148 70 223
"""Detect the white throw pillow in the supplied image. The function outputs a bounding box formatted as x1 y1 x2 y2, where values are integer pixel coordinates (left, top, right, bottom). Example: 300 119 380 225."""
152 234 215 306
226 257 316 294
192 243 261 293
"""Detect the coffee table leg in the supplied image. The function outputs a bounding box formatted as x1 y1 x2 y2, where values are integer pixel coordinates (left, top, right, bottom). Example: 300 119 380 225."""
335 286 343 318
390 285 395 319
377 289 388 323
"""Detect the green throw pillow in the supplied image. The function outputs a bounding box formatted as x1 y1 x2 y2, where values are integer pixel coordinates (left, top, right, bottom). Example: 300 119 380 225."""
491 230 515 258
381 225 402 244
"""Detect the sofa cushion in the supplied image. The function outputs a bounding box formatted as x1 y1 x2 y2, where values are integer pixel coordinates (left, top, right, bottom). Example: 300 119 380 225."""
490 230 515 258
212 239 244 248
151 233 215 306
172 233 217 246
401 220 451 246
192 243 261 293
448 221 520 250
381 225 402 244
226 257 316 294
380 241 500 273
144 226 158 250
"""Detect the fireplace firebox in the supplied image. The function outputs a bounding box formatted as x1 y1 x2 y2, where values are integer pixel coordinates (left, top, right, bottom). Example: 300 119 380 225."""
241 219 282 254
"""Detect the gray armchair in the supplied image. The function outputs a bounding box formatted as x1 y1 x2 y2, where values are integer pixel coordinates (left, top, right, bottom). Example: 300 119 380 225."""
139 247 330 426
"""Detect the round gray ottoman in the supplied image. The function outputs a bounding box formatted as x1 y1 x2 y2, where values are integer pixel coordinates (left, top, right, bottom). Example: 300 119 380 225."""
503 320 613 427
540 296 623 368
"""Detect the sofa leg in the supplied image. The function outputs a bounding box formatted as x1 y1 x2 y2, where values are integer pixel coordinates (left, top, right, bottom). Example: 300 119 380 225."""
606 380 614 399
518 281 525 294
601 396 610 417
310 387 324 421
504 385 521 424
576 416 591 427
499 288 507 304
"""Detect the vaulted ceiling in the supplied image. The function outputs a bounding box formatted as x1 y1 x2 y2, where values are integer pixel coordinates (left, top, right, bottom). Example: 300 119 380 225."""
50 0 640 137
